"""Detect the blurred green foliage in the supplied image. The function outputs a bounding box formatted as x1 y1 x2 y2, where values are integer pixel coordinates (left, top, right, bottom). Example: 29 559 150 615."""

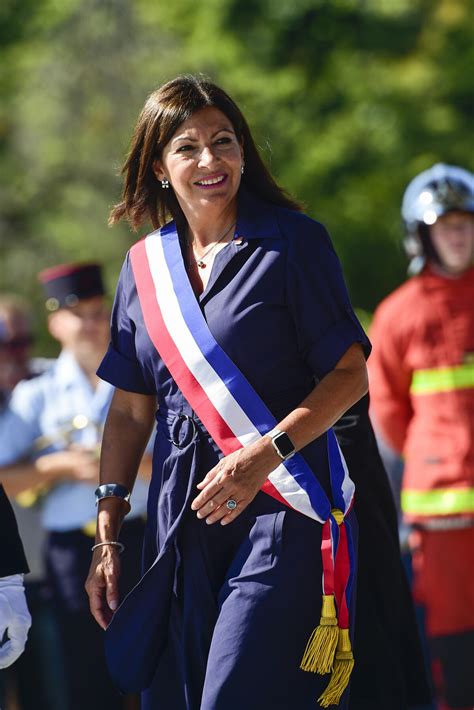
0 0 472 354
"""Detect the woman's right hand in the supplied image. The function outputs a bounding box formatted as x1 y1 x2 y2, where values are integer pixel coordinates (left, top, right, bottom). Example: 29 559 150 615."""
85 546 121 629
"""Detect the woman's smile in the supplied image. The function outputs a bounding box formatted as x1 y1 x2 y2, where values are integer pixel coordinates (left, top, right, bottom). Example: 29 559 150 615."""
194 173 228 189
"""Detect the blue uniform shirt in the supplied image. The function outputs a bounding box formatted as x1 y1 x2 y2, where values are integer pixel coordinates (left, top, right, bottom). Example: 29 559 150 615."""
0 349 148 530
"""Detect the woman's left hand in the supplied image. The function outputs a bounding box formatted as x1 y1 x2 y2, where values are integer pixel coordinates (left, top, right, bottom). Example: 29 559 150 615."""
191 439 278 525
85 546 121 630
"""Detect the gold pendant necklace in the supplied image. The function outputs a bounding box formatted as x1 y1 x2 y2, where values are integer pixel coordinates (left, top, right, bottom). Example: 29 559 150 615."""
190 222 236 269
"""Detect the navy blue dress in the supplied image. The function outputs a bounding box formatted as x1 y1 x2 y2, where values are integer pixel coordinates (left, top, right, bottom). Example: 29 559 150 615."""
98 188 370 710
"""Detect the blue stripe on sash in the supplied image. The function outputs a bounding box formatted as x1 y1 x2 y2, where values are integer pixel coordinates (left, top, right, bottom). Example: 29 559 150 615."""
345 521 356 609
330 514 340 560
327 430 347 512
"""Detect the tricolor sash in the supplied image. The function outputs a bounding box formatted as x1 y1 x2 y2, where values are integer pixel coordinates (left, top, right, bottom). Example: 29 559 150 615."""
130 223 357 704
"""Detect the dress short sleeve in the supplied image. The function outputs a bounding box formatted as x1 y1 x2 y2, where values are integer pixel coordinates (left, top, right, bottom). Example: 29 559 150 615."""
97 253 156 395
286 218 371 380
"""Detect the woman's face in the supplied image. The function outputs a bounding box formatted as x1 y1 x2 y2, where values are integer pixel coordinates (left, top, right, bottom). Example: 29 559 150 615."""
154 106 244 221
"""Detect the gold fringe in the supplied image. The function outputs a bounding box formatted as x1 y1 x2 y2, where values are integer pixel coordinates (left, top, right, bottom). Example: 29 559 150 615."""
300 594 338 674
318 628 354 707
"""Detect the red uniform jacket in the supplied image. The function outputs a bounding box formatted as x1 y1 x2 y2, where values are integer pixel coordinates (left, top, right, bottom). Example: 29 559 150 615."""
368 266 474 522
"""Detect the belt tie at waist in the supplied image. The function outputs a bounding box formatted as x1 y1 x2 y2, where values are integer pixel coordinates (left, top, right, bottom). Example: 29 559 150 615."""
166 412 199 449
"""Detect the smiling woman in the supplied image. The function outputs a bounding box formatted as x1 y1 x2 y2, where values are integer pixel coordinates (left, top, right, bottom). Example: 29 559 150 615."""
85 74 427 710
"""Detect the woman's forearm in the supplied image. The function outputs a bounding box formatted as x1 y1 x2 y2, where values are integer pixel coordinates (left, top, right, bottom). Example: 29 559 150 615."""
96 389 156 541
250 343 368 470
99 406 154 490
279 343 368 452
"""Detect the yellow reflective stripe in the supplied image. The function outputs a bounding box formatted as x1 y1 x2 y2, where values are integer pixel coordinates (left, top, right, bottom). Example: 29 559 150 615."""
410 363 474 395
402 487 474 516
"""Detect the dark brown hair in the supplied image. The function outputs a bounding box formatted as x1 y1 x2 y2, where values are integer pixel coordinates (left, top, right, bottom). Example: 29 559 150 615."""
109 74 302 230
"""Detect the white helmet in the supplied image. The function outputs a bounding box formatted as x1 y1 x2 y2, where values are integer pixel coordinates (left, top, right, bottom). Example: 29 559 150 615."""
402 163 474 272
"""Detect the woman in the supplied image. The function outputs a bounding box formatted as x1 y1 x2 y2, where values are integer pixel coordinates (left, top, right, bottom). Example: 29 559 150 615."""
85 74 372 710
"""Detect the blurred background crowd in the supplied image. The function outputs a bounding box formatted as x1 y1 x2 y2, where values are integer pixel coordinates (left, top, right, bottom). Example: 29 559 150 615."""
0 1 472 709
1 0 471 329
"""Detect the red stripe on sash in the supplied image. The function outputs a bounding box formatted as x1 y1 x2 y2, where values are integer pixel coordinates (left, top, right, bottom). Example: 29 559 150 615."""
321 519 334 595
131 241 240 455
261 479 291 507
334 523 350 628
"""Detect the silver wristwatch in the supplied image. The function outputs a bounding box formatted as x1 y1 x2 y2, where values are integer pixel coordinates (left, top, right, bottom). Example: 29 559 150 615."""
265 428 296 461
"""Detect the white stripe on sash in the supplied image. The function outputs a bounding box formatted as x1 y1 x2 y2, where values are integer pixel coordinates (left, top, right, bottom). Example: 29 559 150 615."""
339 441 354 510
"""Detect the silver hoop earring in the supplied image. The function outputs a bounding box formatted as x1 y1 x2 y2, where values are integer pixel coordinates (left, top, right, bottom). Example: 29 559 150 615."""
241 165 244 175
161 178 170 189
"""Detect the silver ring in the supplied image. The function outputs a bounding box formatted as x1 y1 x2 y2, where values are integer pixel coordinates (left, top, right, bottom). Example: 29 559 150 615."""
226 499 237 511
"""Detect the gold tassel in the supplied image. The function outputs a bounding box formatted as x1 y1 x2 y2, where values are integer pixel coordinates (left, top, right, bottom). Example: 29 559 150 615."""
300 594 338 674
318 628 354 707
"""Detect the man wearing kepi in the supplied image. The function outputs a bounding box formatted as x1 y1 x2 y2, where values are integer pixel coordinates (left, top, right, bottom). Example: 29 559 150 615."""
369 164 474 710
0 263 150 710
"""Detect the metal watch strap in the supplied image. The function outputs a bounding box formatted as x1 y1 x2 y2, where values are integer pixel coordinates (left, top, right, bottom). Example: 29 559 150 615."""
265 427 296 461
94 483 131 507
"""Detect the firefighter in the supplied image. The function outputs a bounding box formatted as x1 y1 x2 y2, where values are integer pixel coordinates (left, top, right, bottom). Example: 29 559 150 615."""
368 164 474 710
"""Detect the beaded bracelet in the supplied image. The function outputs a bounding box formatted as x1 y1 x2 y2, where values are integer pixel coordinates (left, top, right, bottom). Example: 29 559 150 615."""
91 541 125 554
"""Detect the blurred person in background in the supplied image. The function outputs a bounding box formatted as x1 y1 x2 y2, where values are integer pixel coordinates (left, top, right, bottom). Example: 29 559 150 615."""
0 483 31 671
368 164 474 710
0 263 151 710
0 294 63 710
0 295 51 407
